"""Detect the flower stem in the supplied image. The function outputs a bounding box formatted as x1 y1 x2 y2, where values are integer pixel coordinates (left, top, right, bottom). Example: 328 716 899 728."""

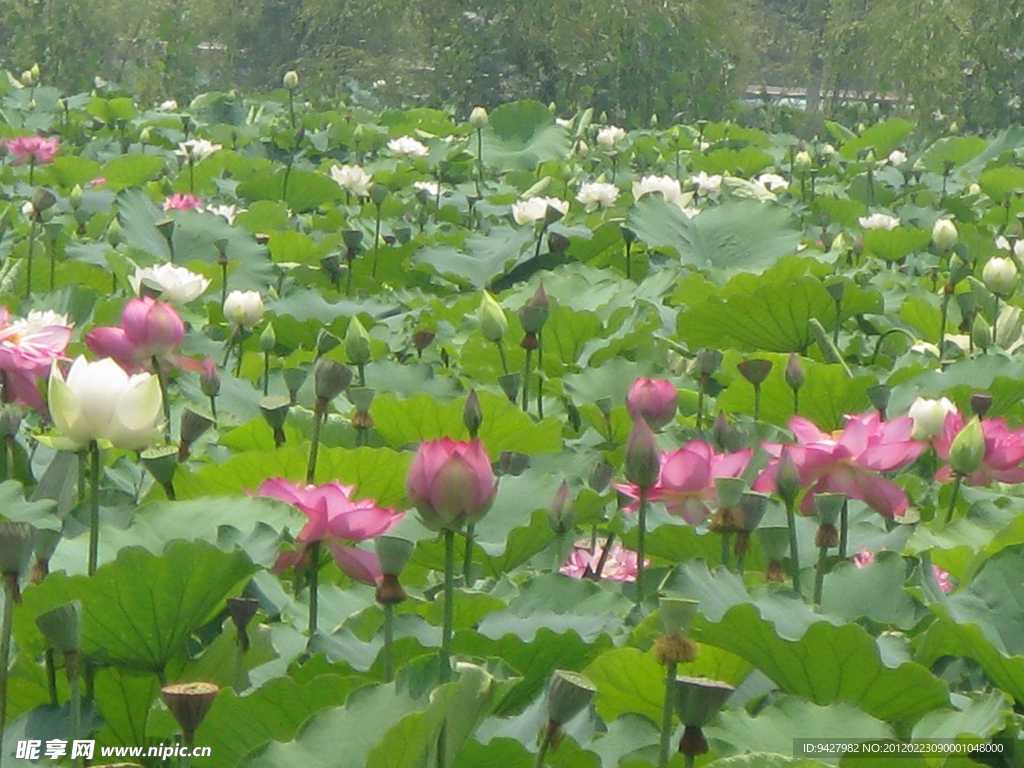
88 441 101 576
152 356 172 442
383 603 395 682
784 498 801 593
441 528 455 682
636 487 648 605
535 725 555 768
0 573 16 763
593 532 615 579
475 128 484 198
839 499 849 558
306 541 320 636
25 219 37 298
462 523 475 587
521 347 533 412
658 660 678 768
69 659 82 767
994 296 1001 347
306 397 325 484
372 204 382 278
720 531 731 571
753 383 762 422
496 340 509 376
263 351 270 396
945 475 963 525
813 544 829 608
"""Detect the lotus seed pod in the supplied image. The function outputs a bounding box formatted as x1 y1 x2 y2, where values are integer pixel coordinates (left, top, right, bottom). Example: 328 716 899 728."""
375 536 415 577
313 358 352 401
546 670 597 725
0 522 35 577
36 601 82 655
659 597 699 636
814 493 845 526
674 676 735 727
162 682 219 743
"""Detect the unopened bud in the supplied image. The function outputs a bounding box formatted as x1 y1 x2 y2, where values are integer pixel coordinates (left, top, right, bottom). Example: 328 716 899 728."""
478 291 508 342
624 417 660 489
258 322 276 354
774 449 802 507
932 219 958 251
548 480 574 534
794 151 812 173
283 70 299 90
469 107 489 129
518 284 549 333
948 417 986 477
983 256 1018 298
345 316 371 365
316 330 341 356
200 356 220 397
785 353 804 391
462 390 483 438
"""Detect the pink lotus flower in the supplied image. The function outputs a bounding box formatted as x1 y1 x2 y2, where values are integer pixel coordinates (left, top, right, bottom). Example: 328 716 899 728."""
561 540 645 582
754 413 925 518
932 412 1024 486
853 547 952 594
3 135 59 166
615 440 752 524
257 478 403 585
406 438 497 530
0 308 72 410
86 297 185 370
162 193 204 212
626 378 677 430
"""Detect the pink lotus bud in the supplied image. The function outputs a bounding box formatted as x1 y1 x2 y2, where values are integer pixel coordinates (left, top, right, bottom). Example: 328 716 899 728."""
625 378 677 430
775 447 802 507
624 416 660 488
200 355 220 397
406 438 498 531
121 297 185 358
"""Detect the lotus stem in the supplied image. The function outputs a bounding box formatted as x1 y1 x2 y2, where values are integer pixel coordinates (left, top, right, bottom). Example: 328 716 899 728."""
383 603 395 683
636 487 648 604
463 523 475 587
441 528 455 682
372 203 382 278
306 541 321 636
658 660 678 768
88 441 101 576
535 725 555 768
0 574 14 762
153 356 172 442
784 498 801 593
522 347 533 412
839 499 849 558
25 219 37 298
814 544 828 608
945 475 963 525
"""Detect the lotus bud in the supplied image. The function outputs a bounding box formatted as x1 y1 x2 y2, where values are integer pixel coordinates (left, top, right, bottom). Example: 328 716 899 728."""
313 358 351 402
626 378 677 430
36 601 82 656
498 373 520 403
223 290 264 330
162 682 219 744
949 254 972 285
949 417 986 477
737 358 772 386
785 353 804 391
972 314 992 352
692 348 722 377
546 670 597 726
352 125 366 145
932 219 958 251
463 390 483 438
588 461 614 493
345 316 371 365
970 392 992 418
316 329 341 356
256 323 275 356
469 107 489 129
774 448 802 507
478 291 508 342
908 397 956 440
518 284 549 334
983 256 1018 298
624 417 660 489
283 70 299 89
548 480 574 534
867 384 891 417
369 183 388 207
0 405 22 438
226 597 259 652
793 151 812 173
413 329 435 354
199 355 220 398
69 184 84 208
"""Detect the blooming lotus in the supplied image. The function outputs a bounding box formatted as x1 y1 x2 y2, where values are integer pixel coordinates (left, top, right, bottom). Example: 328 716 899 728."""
754 413 925 517
511 196 569 225
754 173 789 193
887 150 908 166
0 308 72 410
995 236 1024 260
48 357 163 450
413 180 440 198
632 175 683 205
163 193 204 212
615 440 752 524
858 212 900 231
387 136 429 157
932 412 1024 486
907 397 957 441
129 264 210 304
86 297 185 370
176 139 222 162
207 204 239 224
561 540 644 582
406 438 497 530
330 164 373 196
257 478 403 585
576 181 620 212
3 135 59 165
596 126 626 148
691 171 722 194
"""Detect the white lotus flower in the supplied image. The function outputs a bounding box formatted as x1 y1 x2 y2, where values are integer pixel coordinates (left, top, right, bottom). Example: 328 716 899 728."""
17 309 71 333
576 182 620 212
511 197 569 225
932 219 958 250
596 126 626 148
49 357 163 450
679 206 702 219
983 256 1018 297
413 180 440 198
994 236 1024 260
207 204 240 225
387 136 429 157
330 165 373 196
691 171 723 194
888 150 908 166
224 290 264 329
129 264 211 304
158 100 179 111
632 175 683 205
908 396 957 440
858 213 901 231
176 139 222 162
754 173 789 193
